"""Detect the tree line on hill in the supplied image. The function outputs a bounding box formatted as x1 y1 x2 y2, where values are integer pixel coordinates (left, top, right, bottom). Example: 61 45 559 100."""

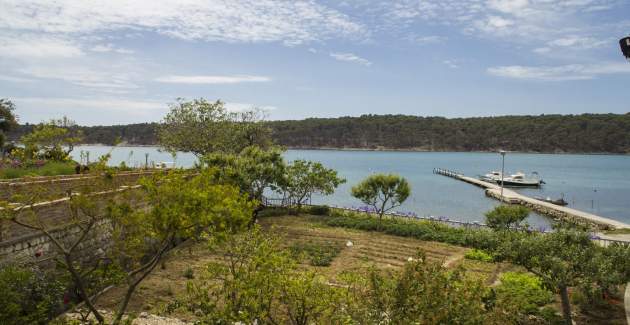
7 113 630 153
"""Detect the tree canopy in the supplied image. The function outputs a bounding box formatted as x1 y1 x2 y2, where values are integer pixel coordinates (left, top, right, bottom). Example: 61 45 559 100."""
484 205 530 231
283 160 345 209
0 99 18 152
9 112 630 154
158 98 271 156
351 173 411 220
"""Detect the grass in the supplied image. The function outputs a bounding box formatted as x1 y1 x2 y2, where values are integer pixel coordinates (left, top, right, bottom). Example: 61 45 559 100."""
95 214 476 318
604 228 630 235
0 161 77 179
92 214 627 324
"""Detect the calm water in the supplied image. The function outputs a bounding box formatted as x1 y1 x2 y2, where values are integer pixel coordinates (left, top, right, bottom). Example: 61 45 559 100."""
72 146 630 227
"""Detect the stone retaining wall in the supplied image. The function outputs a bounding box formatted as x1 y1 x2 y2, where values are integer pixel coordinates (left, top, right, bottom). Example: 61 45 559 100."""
0 170 161 201
0 187 146 266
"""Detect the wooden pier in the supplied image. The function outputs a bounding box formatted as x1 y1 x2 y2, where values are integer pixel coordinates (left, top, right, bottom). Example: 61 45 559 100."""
433 168 630 230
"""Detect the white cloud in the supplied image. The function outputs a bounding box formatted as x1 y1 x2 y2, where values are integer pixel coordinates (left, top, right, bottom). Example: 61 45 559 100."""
487 0 530 15
443 60 459 69
411 35 447 45
155 75 271 84
547 36 608 49
0 34 83 58
0 0 367 45
19 64 139 92
90 43 134 54
15 97 163 111
377 0 621 42
330 52 372 66
0 75 34 83
12 97 168 125
224 102 277 112
487 63 630 81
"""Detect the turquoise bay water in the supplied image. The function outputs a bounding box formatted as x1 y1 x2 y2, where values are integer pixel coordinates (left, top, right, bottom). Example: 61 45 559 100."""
72 146 630 227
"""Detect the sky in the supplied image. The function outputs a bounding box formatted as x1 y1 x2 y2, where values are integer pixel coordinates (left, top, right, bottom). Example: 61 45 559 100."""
1 0 630 126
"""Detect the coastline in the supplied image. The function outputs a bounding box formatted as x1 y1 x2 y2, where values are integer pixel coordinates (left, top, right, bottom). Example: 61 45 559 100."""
73 143 630 156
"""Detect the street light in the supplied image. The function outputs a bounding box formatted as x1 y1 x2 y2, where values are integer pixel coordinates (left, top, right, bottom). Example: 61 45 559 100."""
499 150 506 202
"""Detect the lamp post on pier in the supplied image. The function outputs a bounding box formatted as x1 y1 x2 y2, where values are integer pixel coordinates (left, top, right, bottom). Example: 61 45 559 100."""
500 150 506 203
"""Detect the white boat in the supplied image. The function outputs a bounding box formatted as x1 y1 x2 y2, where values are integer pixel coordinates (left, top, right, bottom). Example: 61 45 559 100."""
499 171 544 187
480 171 502 182
479 171 544 187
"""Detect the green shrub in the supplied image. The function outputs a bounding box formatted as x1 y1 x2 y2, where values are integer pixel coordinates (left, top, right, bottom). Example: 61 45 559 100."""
183 267 195 279
289 241 342 266
258 207 291 218
495 272 553 315
465 249 493 262
308 205 330 216
0 161 77 179
0 266 66 325
323 210 503 251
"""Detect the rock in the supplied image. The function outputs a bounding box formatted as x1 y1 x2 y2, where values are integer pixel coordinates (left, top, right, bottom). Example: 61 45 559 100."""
346 240 353 247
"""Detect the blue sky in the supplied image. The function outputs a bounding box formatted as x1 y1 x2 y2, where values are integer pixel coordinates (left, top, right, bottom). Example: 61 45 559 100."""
1 0 629 126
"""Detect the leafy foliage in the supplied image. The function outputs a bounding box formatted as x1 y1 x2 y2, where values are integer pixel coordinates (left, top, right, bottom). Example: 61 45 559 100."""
19 117 82 161
184 227 339 324
324 209 502 250
158 98 271 156
204 145 286 203
493 228 630 324
0 98 18 153
351 173 410 220
269 113 630 153
0 266 66 325
289 241 342 266
484 205 530 231
494 272 553 315
0 161 76 179
464 249 494 262
283 159 345 209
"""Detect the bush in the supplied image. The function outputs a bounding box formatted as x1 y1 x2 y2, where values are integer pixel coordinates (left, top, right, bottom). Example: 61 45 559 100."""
323 210 503 251
0 161 77 179
183 267 195 279
308 205 330 216
0 266 66 325
495 272 553 315
465 249 493 262
289 241 342 266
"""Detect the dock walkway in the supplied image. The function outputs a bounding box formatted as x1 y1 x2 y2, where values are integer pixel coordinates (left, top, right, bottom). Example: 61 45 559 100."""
433 168 630 230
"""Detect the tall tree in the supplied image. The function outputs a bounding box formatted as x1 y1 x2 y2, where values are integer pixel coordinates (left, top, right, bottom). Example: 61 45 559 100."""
283 160 345 211
351 173 410 221
158 98 271 157
20 117 82 161
0 169 254 325
0 99 18 155
494 229 630 325
484 205 530 231
204 145 286 222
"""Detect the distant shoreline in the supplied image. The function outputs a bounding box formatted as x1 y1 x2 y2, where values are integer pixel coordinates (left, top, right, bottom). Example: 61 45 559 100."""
74 143 630 156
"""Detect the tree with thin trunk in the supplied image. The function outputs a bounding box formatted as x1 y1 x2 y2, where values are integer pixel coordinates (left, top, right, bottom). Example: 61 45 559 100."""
204 145 286 223
351 173 410 222
0 169 253 324
494 228 630 325
484 205 530 231
158 98 272 157
283 160 345 212
0 98 18 158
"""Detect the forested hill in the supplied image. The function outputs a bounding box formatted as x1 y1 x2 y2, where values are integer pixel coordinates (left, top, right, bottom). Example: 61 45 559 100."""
9 113 630 153
269 114 630 153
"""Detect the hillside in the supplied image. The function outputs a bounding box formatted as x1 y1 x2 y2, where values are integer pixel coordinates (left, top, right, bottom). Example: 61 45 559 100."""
9 113 630 153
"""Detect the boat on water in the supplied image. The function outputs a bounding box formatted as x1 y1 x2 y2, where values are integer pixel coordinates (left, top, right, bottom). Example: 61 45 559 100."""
479 171 544 187
480 171 502 182
534 195 568 206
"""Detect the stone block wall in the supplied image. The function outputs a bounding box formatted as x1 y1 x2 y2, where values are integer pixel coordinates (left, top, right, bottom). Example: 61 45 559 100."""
0 170 161 201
